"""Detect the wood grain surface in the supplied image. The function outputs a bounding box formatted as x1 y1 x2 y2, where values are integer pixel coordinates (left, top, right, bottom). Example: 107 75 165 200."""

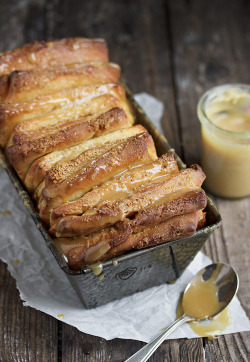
0 0 249 361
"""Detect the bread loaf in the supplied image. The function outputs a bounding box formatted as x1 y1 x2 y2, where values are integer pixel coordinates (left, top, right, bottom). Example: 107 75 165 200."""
0 37 207 270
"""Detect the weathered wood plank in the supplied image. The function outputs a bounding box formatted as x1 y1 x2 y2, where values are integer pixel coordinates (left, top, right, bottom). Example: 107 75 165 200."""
203 197 250 316
204 332 250 362
46 0 182 156
203 197 250 362
0 0 29 51
167 0 250 165
0 261 58 361
61 328 204 362
61 329 143 362
168 0 250 361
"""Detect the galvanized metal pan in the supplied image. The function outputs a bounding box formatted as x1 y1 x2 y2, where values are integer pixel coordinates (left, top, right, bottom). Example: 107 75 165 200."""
0 87 221 308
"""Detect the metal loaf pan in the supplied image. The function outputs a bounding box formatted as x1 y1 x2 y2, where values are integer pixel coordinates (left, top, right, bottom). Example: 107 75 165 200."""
0 88 222 309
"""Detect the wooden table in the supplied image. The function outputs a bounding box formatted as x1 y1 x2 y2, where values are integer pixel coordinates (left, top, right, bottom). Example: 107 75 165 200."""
0 0 249 360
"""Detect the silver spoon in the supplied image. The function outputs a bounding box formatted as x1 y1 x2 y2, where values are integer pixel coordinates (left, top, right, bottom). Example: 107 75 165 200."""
125 262 239 362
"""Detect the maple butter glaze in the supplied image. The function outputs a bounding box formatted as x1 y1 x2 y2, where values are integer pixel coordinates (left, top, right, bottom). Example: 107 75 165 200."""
198 84 250 198
177 294 230 339
182 277 221 320
179 263 237 338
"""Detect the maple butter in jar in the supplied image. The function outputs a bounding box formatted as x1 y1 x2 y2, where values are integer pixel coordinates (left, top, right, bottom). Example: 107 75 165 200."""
197 84 250 198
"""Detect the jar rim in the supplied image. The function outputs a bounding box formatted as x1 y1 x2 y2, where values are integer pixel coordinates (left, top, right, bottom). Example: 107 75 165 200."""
197 83 250 140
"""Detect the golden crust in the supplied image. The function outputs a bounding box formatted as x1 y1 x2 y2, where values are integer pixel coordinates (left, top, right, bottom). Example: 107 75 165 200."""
51 188 206 240
10 92 133 140
104 210 204 259
3 62 120 103
45 140 123 187
131 189 207 232
63 210 203 270
0 75 9 101
25 125 145 193
11 107 128 145
52 165 205 237
0 82 127 147
54 222 132 267
50 152 178 224
0 38 108 76
7 107 131 180
39 132 157 224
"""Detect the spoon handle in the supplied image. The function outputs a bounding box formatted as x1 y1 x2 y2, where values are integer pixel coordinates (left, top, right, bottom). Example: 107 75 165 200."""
125 314 192 362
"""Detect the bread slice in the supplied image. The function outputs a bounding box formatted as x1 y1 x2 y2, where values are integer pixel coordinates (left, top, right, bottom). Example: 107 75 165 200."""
38 132 157 224
50 152 179 224
25 125 145 193
0 38 108 76
1 82 127 147
2 62 120 103
102 210 205 263
51 188 206 238
55 210 204 270
52 165 205 237
7 107 132 180
9 92 133 142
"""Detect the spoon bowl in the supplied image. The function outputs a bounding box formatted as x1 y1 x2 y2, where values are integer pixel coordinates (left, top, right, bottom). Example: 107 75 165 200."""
125 262 239 362
182 262 239 320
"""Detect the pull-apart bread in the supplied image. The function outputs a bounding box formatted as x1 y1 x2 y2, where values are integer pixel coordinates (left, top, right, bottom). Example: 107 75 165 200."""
0 38 207 270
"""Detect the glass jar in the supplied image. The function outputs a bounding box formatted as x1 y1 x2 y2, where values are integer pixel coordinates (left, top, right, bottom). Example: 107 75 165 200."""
197 84 250 198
